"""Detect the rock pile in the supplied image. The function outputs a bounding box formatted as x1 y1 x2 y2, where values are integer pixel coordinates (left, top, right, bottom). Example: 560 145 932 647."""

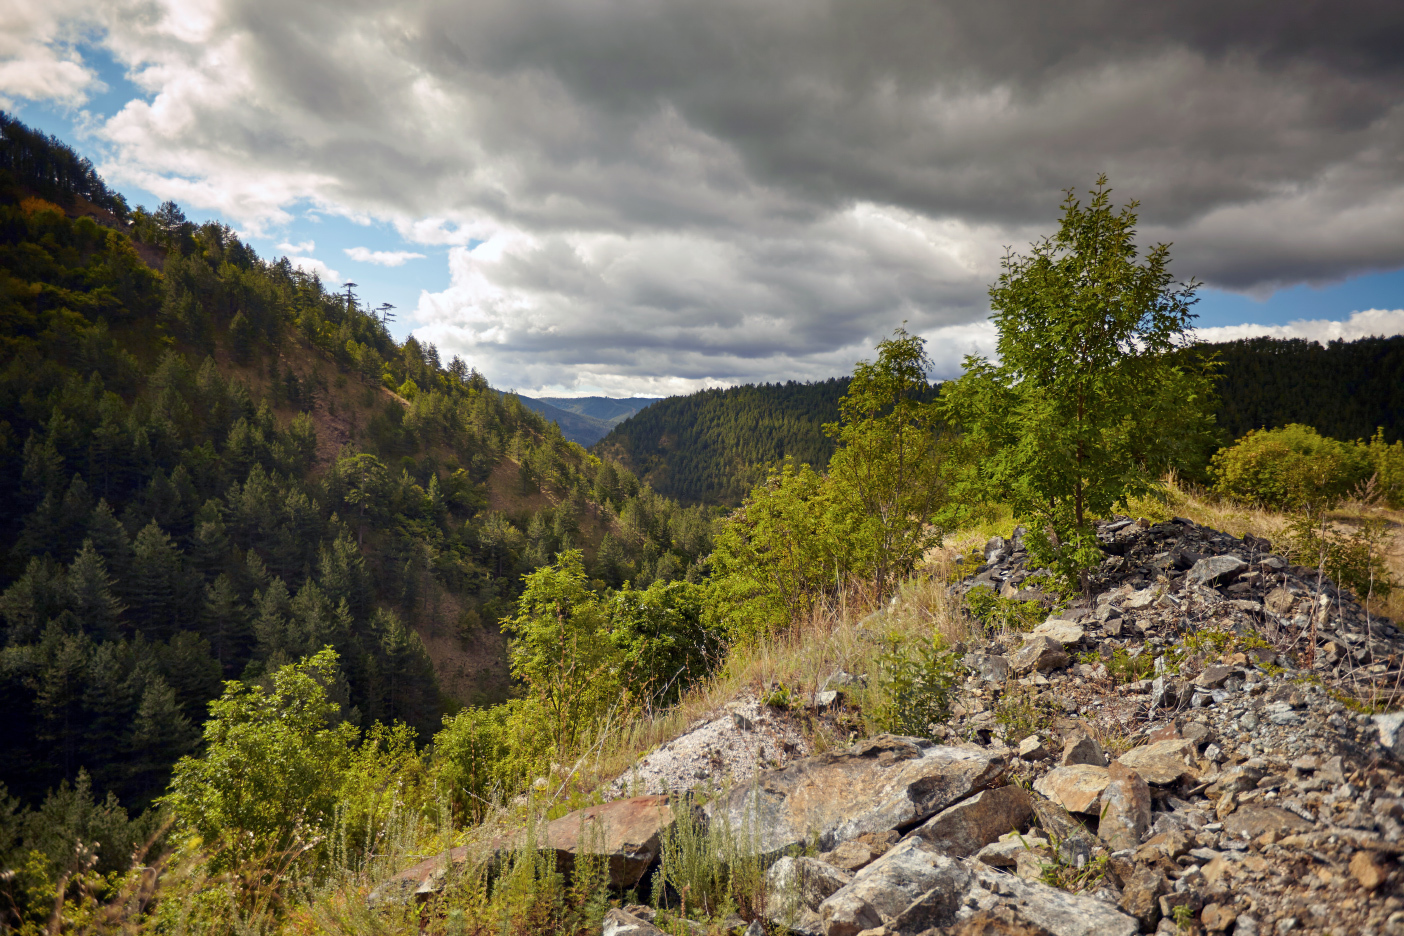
372 516 1404 935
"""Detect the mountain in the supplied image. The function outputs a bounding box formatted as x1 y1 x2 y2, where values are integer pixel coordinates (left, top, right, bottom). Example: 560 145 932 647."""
0 113 712 810
511 395 616 445
538 396 657 425
513 396 658 446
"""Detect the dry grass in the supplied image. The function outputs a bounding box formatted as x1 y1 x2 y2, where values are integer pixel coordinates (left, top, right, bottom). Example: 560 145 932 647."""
570 566 975 798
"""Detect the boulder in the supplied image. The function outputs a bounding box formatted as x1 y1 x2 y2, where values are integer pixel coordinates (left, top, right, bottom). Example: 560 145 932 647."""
976 829 1050 868
1221 804 1311 839
1186 555 1247 587
1018 735 1051 761
1032 619 1086 647
1117 867 1168 930
764 855 851 935
1097 762 1151 851
1033 764 1110 814
704 735 1007 857
818 838 970 936
1123 587 1161 610
944 906 1056 936
369 795 674 904
539 795 676 887
1059 733 1107 767
1195 665 1235 689
905 785 1034 857
969 652 1012 683
602 908 666 936
1011 636 1071 674
1374 711 1404 760
1116 739 1196 786
962 862 1139 936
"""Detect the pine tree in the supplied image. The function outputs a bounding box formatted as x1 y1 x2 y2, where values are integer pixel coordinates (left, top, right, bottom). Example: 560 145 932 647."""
201 574 249 674
65 541 124 640
129 521 182 638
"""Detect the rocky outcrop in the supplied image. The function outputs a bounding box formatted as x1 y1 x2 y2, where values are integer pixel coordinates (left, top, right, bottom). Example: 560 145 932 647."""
703 734 1008 857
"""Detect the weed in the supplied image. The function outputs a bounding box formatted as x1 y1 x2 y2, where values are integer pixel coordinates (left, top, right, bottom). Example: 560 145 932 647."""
964 586 1049 634
992 681 1057 745
762 681 800 711
872 635 961 739
1171 902 1194 931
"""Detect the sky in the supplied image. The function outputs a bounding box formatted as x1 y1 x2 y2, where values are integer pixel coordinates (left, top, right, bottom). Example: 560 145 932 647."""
4 1 1404 397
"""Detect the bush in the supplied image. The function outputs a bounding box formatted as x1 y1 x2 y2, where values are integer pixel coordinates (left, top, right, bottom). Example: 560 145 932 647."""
1209 424 1372 510
163 648 358 869
1366 429 1404 508
609 579 722 710
873 636 961 739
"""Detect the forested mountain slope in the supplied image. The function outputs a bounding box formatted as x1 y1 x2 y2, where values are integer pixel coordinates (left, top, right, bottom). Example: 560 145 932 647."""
594 378 859 506
538 396 656 425
0 114 711 812
599 336 1404 507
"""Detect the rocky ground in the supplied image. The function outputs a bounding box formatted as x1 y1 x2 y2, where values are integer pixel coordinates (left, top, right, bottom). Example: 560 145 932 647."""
378 517 1404 935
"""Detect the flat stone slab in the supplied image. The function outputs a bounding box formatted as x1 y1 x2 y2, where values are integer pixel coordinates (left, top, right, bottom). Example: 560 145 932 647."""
1186 555 1247 587
905 784 1033 857
1033 764 1110 815
367 795 674 904
704 734 1007 857
1032 619 1086 647
1222 804 1312 840
1116 739 1197 786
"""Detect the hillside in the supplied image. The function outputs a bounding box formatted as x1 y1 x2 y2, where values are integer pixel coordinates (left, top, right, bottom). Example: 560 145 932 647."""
594 378 859 505
599 337 1404 507
0 114 711 812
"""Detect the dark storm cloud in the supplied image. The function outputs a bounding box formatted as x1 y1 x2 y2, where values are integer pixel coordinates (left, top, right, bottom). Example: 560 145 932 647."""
31 0 1404 390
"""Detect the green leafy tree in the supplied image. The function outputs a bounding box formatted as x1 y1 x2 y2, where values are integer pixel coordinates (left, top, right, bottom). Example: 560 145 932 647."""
942 177 1209 589
608 579 718 710
1210 424 1372 511
705 459 837 641
825 328 951 597
163 648 357 868
502 551 620 758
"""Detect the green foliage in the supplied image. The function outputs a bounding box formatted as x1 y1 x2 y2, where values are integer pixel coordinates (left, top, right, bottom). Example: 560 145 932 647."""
1284 510 1395 603
504 550 622 758
163 648 358 868
992 682 1058 744
705 460 838 642
873 635 961 738
608 579 720 710
652 789 768 923
1210 423 1372 510
942 177 1213 590
963 585 1048 633
825 328 953 596
597 378 859 507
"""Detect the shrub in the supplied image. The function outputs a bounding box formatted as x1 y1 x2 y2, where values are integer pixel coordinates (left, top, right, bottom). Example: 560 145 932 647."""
1209 424 1371 510
609 579 722 710
963 584 1047 633
163 648 358 869
873 635 961 738
1366 429 1404 508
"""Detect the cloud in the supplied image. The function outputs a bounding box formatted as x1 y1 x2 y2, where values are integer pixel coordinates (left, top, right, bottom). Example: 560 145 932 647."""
277 239 314 254
286 255 340 284
10 1 1404 391
0 1 102 107
345 246 426 266
1193 308 1404 345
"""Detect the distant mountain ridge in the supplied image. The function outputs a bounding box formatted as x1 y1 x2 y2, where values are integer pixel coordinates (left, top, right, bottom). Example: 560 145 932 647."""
514 395 657 445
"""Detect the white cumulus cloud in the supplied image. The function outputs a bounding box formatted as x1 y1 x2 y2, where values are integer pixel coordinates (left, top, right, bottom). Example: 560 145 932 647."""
345 246 426 266
1193 308 1404 346
287 255 340 284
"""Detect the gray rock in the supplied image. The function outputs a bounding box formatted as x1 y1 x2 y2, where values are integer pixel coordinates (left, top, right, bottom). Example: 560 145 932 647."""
1195 665 1235 689
1098 762 1151 851
969 652 1012 683
1373 711 1404 759
818 838 969 936
1186 555 1247 587
963 862 1139 936
1118 867 1168 930
1011 635 1071 674
975 829 1050 867
905 784 1034 857
602 908 665 936
704 734 1007 857
1117 739 1197 786
1019 735 1051 760
764 856 850 935
1060 733 1107 767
